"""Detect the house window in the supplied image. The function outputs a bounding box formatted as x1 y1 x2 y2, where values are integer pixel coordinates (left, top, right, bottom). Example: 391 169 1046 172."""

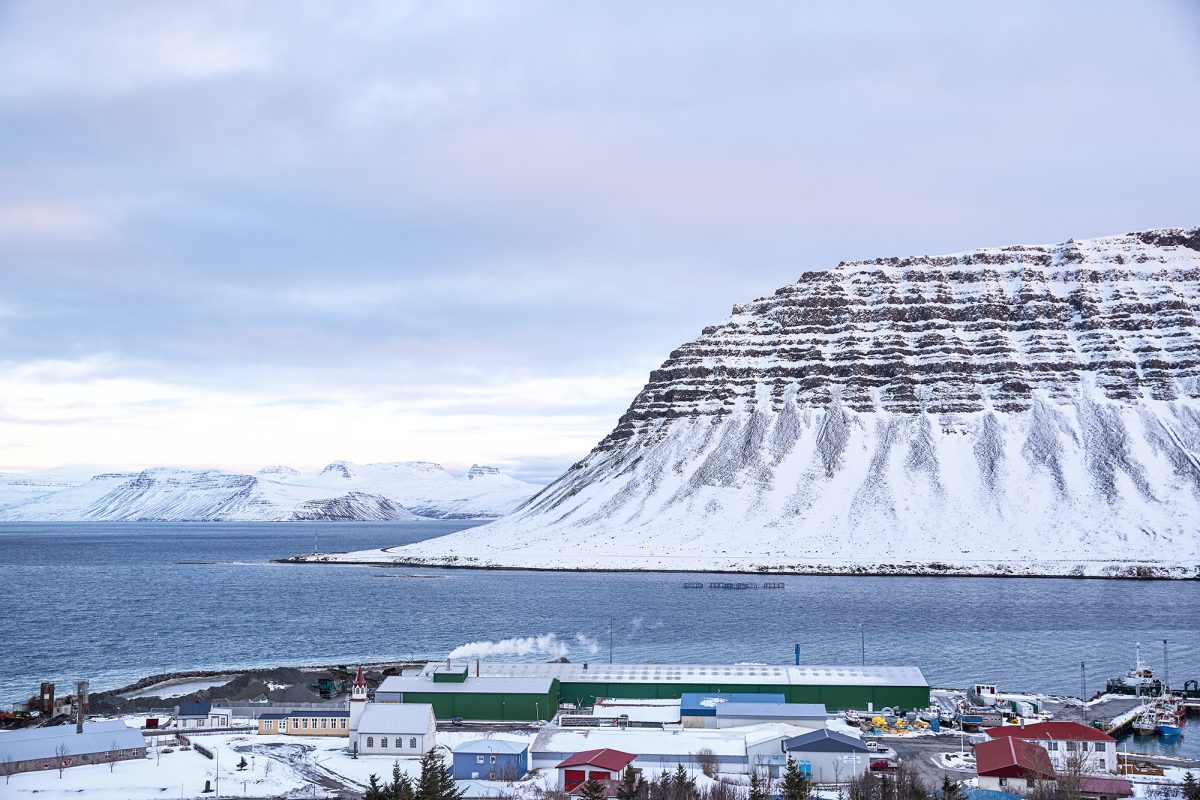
477 756 485 764
1094 742 1106 752
490 755 497 764
410 737 416 749
382 738 389 748
198 719 205 727
341 719 347 729
321 719 327 729
999 778 1008 787
1066 742 1078 752
1046 742 1058 751
367 737 374 748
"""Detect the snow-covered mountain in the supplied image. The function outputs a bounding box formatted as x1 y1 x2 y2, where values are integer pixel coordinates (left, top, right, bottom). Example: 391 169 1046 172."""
0 461 537 522
331 228 1200 577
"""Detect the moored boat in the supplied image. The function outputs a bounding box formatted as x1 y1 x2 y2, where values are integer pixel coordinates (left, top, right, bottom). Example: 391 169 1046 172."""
1156 711 1182 737
1106 643 1165 696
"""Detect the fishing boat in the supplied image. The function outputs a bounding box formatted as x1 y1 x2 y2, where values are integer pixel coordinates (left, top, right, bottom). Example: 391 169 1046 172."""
843 709 862 724
918 705 943 723
1106 643 1165 696
1133 708 1157 735
1156 709 1182 737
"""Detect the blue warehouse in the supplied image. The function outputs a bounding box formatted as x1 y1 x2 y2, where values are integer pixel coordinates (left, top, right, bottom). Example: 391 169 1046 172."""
452 738 529 781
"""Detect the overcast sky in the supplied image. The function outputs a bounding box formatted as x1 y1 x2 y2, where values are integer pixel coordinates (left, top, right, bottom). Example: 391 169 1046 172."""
2 1 1199 483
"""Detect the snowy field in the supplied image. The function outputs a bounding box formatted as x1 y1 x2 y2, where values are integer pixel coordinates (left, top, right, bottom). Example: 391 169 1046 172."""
3 724 545 800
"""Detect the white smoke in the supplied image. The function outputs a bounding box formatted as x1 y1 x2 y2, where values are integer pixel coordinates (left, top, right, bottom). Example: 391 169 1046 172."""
448 634 569 660
446 632 604 660
574 633 600 655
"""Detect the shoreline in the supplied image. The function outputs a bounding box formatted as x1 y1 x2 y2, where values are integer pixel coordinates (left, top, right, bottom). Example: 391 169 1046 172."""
273 553 1200 580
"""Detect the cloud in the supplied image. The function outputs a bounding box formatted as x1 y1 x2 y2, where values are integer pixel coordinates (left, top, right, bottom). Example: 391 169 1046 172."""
0 1 1198 476
0 202 109 243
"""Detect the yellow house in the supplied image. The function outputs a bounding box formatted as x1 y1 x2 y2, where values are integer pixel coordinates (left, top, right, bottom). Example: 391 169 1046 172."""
257 710 351 737
257 714 288 734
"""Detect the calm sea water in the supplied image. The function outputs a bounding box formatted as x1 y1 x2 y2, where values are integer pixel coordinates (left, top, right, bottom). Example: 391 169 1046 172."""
2 521 1198 755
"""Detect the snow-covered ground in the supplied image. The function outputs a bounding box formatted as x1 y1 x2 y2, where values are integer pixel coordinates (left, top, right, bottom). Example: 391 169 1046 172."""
2 726 546 799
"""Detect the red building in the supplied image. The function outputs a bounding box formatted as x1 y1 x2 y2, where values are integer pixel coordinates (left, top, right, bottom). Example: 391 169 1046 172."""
975 735 1056 792
556 748 637 795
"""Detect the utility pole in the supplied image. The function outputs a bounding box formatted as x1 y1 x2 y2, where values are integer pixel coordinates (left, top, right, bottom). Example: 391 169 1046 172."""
860 625 865 666
609 619 613 664
1163 639 1170 695
1081 662 1088 724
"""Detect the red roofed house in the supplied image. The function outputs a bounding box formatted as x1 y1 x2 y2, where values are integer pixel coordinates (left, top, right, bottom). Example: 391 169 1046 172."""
984 722 1117 774
556 749 637 796
974 736 1056 792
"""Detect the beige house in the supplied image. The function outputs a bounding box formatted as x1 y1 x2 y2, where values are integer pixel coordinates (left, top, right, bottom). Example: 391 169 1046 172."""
256 710 351 736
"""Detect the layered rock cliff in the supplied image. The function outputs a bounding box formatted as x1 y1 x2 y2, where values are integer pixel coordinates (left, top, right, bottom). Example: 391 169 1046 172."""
334 228 1200 577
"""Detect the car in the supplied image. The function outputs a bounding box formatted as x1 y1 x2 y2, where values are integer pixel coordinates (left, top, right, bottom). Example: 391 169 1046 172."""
866 741 880 752
451 716 463 726
870 759 890 772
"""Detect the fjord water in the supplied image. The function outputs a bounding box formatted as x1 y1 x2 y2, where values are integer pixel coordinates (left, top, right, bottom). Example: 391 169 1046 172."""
3 522 1198 713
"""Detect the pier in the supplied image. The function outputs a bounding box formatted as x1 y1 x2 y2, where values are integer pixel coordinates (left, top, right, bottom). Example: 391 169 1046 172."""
1100 701 1153 735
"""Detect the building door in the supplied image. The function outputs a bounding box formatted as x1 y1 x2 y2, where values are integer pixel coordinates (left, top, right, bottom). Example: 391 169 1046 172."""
564 770 586 790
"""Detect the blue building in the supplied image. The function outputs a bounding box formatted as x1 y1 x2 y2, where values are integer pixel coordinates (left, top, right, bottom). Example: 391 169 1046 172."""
679 692 786 725
452 739 529 781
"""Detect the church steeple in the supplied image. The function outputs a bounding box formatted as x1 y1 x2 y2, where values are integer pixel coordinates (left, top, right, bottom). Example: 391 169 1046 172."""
351 665 367 701
348 665 368 738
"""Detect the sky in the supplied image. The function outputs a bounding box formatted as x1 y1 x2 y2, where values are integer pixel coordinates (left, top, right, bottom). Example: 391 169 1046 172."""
1 1 1199 484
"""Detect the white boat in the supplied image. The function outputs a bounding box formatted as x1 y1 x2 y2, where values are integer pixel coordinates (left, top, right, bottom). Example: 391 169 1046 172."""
1107 643 1164 696
1133 709 1157 735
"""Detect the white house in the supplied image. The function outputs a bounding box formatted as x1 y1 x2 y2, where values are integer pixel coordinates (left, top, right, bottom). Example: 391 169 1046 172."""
983 722 1118 774
354 703 436 757
174 699 232 730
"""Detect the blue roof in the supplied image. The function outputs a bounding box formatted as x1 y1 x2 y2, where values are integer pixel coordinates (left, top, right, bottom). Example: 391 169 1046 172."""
177 699 212 717
714 702 826 720
680 692 786 716
287 710 350 718
962 790 1024 800
784 729 869 753
454 739 529 755
259 714 288 720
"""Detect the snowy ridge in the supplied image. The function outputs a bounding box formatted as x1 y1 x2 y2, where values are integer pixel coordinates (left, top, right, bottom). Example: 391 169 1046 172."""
0 461 537 522
325 228 1200 577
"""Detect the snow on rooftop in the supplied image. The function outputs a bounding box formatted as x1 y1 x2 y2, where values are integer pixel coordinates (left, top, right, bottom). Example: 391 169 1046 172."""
468 662 927 688
534 726 749 758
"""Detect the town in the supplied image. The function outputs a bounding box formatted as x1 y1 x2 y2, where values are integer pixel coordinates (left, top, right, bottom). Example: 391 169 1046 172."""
1 653 1197 800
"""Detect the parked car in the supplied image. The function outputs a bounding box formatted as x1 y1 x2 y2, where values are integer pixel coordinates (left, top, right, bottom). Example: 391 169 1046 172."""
870 759 891 772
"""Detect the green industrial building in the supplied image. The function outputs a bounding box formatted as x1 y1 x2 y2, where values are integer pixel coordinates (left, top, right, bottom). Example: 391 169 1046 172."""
375 666 559 721
381 662 928 720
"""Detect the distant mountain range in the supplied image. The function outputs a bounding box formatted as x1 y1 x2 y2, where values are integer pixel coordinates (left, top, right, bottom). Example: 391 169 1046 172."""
0 461 539 521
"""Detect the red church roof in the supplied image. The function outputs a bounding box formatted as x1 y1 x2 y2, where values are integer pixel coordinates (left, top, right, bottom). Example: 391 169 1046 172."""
984 721 1114 742
975 737 1056 780
353 666 366 687
556 749 637 772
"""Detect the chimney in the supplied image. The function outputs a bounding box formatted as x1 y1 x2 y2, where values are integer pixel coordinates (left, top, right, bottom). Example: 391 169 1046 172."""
475 659 480 677
76 679 89 734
